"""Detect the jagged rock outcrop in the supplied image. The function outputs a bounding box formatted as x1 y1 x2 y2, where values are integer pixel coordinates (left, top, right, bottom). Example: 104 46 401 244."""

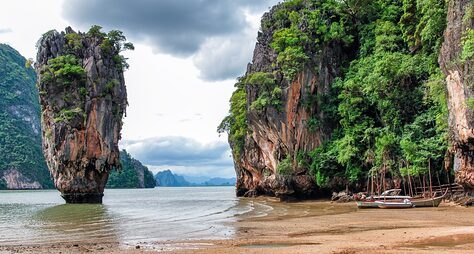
35 27 129 203
232 6 348 199
439 0 474 195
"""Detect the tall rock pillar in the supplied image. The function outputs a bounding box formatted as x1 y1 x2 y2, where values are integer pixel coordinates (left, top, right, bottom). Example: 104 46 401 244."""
35 27 130 203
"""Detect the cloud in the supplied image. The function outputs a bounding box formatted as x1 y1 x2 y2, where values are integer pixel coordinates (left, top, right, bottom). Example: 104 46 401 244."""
193 24 258 81
120 136 234 177
0 28 12 34
62 0 278 81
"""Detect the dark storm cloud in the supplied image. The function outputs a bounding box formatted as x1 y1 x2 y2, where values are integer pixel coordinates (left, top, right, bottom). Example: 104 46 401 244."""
62 0 274 56
120 136 233 168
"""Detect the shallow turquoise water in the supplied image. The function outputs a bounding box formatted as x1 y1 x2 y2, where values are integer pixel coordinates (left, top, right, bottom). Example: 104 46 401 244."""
0 187 260 245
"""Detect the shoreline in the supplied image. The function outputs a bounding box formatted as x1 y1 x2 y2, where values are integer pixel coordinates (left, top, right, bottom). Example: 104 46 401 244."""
1 201 473 253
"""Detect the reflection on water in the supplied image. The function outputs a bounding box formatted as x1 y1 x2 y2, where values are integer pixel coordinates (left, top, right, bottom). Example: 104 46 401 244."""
0 187 355 246
33 204 118 243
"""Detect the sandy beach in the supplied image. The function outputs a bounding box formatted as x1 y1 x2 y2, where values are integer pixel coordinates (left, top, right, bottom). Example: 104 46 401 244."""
1 199 473 254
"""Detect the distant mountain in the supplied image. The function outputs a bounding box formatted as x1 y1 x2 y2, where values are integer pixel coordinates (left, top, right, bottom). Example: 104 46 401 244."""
155 170 236 187
155 170 190 187
203 177 236 186
0 44 53 189
182 175 209 185
106 150 156 189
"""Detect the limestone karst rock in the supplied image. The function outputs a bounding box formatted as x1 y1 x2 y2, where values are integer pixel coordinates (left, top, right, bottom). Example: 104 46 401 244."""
221 0 451 199
222 4 348 199
35 26 130 203
439 0 474 194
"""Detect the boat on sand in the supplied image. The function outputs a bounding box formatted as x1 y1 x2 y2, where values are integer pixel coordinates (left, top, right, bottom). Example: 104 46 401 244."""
376 199 413 209
411 189 447 208
356 189 447 209
355 189 411 208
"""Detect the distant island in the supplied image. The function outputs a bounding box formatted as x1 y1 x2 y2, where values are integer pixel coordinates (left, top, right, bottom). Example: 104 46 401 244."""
155 170 236 187
106 150 156 189
0 44 53 190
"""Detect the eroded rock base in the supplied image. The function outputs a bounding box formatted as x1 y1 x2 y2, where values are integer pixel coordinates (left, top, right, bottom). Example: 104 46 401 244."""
237 175 324 201
62 193 104 204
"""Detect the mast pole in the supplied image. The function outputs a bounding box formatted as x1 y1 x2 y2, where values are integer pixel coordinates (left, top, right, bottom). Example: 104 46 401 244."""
428 158 433 198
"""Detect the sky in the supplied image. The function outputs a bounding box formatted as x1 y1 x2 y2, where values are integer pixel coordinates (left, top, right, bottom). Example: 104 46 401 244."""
0 0 279 178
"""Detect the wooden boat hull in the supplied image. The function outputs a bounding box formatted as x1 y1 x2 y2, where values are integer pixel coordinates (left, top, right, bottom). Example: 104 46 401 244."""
411 196 443 207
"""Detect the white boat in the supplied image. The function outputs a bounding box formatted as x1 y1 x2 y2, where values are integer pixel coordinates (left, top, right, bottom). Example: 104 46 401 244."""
376 199 413 209
371 189 411 200
355 189 411 208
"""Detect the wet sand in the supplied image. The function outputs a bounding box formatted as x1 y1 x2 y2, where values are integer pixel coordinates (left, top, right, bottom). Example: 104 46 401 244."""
1 199 473 254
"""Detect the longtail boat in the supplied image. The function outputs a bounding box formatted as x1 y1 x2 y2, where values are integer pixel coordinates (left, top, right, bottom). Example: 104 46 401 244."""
355 189 411 208
411 189 447 208
356 189 448 209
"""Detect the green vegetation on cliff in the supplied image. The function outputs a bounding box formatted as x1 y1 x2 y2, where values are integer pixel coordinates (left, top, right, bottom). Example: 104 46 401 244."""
218 78 248 158
38 26 134 127
0 44 53 188
222 0 449 190
107 150 156 188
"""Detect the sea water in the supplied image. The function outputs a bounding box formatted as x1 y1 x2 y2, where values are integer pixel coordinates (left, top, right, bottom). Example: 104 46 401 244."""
0 187 259 245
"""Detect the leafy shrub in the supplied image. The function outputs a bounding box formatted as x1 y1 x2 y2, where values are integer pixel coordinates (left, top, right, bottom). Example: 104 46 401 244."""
245 72 283 111
54 107 84 123
218 79 248 158
461 29 474 62
306 117 320 132
467 98 474 110
271 27 309 81
79 87 87 97
42 55 85 86
245 72 275 86
105 79 119 92
277 156 293 175
65 33 83 51
87 25 106 38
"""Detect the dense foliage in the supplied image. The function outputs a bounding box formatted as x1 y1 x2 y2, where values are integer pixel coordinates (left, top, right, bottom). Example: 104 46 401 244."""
37 26 134 126
309 0 448 188
106 150 156 188
221 0 450 191
0 44 53 188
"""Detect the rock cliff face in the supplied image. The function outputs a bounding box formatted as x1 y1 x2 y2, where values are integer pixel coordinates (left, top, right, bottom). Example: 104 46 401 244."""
440 0 474 194
35 27 129 203
0 44 53 189
232 6 347 199
1 169 42 189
